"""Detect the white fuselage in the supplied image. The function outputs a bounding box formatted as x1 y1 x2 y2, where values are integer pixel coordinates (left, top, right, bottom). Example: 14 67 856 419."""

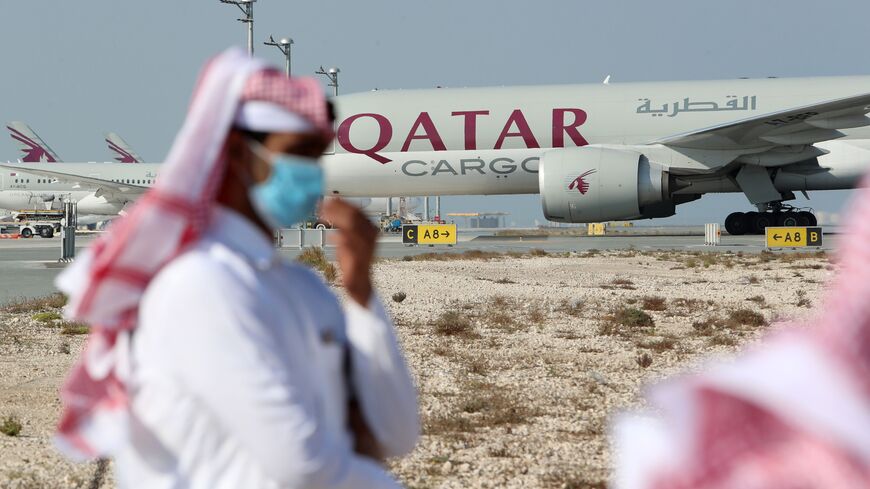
4 75 870 217
0 164 159 215
321 76 870 196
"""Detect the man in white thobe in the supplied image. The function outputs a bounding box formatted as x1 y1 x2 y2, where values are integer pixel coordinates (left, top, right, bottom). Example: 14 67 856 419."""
55 49 419 488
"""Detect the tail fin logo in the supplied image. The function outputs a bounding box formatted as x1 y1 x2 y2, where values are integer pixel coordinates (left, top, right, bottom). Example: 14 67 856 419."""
568 169 596 195
7 126 57 162
106 138 137 163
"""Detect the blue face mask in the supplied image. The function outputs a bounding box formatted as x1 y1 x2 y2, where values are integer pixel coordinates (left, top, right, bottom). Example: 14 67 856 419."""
246 140 324 229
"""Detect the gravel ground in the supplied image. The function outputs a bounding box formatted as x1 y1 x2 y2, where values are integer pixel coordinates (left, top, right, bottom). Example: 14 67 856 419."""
0 249 834 488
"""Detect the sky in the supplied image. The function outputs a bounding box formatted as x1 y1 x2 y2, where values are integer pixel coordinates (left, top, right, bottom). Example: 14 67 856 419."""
2 0 868 226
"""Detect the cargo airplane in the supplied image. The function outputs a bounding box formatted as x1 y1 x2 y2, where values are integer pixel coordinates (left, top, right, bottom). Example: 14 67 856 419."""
4 75 870 234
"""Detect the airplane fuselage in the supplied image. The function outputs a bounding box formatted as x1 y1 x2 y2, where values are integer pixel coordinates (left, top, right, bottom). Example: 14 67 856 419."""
322 75 870 196
4 75 870 219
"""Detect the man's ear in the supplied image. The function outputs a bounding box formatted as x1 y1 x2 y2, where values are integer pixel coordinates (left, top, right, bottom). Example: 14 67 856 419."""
225 129 249 163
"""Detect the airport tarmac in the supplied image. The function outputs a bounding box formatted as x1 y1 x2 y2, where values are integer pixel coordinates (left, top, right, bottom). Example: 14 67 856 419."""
0 230 838 305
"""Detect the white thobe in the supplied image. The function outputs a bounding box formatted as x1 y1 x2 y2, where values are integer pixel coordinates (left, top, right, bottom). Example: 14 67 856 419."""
115 206 419 489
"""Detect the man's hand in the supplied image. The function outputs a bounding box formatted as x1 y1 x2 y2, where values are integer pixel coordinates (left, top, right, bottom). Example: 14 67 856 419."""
319 199 378 307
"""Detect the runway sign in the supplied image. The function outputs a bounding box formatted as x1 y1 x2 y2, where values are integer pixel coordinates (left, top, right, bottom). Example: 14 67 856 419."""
403 224 457 245
765 226 822 248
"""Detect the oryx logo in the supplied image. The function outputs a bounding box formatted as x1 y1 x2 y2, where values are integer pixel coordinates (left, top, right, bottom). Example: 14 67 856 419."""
568 169 596 194
106 138 137 163
7 126 56 162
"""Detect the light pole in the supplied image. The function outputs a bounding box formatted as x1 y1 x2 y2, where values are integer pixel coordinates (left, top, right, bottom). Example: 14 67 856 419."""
264 35 294 76
316 66 340 96
219 0 256 56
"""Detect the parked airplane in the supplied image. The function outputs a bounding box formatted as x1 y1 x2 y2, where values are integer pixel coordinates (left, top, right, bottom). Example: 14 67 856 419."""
4 128 421 218
323 75 870 234
4 75 869 233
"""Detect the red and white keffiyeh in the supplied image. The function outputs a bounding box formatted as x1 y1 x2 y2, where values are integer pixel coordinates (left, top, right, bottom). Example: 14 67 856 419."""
54 48 332 460
614 176 870 489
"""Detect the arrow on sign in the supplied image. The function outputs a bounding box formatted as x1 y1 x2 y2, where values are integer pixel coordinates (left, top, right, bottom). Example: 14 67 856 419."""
443 231 450 237
773 234 782 240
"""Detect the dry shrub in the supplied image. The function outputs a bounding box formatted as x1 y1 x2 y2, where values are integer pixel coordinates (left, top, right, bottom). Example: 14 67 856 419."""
461 380 538 427
1 415 22 437
404 250 503 261
423 413 474 436
692 317 726 336
636 335 678 351
432 311 478 338
2 293 67 313
727 309 767 328
746 295 765 304
528 248 549 257
296 247 338 283
641 296 667 311
527 306 546 324
464 355 488 376
636 352 653 369
708 334 738 347
557 299 584 317
60 322 89 335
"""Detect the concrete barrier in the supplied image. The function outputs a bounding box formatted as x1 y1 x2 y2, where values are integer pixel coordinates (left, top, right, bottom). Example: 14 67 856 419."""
278 228 339 249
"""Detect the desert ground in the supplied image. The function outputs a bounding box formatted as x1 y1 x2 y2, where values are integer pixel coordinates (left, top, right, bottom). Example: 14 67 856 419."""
0 248 834 488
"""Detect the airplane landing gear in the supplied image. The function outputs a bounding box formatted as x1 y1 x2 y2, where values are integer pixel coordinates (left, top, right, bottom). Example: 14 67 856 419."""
724 206 817 235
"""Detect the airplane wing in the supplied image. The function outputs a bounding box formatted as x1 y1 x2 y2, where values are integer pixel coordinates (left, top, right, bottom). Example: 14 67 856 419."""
653 92 870 152
0 164 148 199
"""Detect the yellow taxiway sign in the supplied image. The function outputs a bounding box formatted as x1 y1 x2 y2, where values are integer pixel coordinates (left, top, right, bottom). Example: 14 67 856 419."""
403 224 457 245
765 226 822 248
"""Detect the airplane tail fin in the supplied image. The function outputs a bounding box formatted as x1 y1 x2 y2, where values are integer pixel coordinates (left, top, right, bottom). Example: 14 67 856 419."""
105 132 144 163
6 121 62 162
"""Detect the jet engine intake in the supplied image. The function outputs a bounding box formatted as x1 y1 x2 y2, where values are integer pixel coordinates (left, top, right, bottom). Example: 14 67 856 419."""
539 146 673 223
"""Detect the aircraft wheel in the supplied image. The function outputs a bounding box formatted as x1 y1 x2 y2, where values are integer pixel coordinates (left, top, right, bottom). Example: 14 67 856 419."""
799 211 817 227
315 223 327 230
751 212 773 235
794 212 811 227
777 212 799 227
724 212 748 235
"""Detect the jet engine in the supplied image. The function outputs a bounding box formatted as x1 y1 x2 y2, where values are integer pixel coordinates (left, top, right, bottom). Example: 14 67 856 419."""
539 146 678 223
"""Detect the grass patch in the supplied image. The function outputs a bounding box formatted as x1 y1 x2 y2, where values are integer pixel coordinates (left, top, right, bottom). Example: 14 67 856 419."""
32 311 63 324
641 296 667 311
296 247 337 283
599 307 654 336
2 293 67 313
60 322 90 335
1 415 22 437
